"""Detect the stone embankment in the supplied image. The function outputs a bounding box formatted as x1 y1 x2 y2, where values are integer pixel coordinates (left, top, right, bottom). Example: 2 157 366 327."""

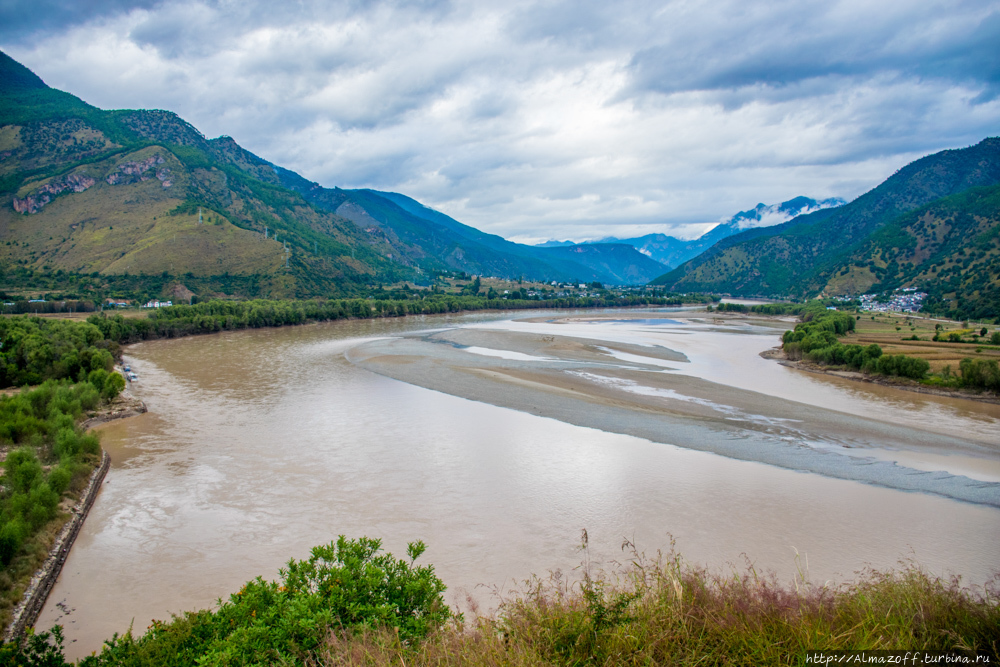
3 369 146 640
2 451 110 641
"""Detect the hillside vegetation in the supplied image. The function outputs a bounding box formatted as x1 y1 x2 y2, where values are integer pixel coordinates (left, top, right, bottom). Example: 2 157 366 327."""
4 537 997 665
654 138 1000 320
0 54 404 298
1 51 664 295
824 185 1000 321
277 178 669 284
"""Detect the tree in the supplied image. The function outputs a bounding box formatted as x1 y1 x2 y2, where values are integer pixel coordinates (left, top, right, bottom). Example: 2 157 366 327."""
77 537 451 666
102 372 126 400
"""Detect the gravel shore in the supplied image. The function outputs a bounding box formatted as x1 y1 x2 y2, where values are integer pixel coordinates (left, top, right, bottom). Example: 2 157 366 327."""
347 317 1000 508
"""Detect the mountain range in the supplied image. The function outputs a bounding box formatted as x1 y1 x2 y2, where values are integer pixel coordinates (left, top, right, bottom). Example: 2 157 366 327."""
3 49 998 319
652 137 1000 319
539 197 845 269
0 51 666 297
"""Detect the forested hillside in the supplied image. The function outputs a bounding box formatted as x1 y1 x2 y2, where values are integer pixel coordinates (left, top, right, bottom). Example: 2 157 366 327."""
1 51 664 294
275 176 668 284
654 138 1000 316
0 52 409 299
824 185 1000 320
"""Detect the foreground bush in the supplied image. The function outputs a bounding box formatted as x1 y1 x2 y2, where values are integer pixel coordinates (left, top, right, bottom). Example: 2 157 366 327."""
75 537 450 667
7 538 998 666
320 546 999 666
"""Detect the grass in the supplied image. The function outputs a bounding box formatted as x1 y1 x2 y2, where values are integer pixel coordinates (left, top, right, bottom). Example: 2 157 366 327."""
312 540 999 666
0 147 284 278
846 313 1000 375
8 535 998 665
0 513 72 630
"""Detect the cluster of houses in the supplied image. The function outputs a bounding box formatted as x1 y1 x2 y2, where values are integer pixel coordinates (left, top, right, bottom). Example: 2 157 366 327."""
858 288 927 313
104 299 175 309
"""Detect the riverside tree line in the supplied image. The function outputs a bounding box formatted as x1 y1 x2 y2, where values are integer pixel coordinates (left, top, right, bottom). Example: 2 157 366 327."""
0 317 129 628
714 301 999 391
84 293 710 344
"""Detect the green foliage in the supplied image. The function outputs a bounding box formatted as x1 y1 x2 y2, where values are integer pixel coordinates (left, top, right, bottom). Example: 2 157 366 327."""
102 371 126 400
84 294 699 345
959 358 1000 391
0 322 110 621
0 317 113 388
715 302 809 316
0 625 71 667
0 381 104 569
780 306 930 380
8 540 1000 665
78 537 450 667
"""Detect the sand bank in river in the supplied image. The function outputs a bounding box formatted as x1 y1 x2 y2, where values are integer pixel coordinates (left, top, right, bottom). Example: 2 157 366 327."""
347 314 1000 508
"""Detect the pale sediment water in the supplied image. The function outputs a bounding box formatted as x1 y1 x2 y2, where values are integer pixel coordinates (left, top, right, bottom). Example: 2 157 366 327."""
36 310 1000 660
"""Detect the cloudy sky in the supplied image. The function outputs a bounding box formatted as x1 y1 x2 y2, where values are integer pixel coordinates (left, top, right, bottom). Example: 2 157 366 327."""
2 0 998 242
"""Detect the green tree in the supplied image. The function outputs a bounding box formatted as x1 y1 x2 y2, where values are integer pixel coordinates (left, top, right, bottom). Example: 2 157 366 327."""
78 537 451 666
102 372 126 400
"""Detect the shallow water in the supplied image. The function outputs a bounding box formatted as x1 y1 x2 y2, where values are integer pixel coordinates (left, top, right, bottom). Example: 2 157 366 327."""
38 311 1000 660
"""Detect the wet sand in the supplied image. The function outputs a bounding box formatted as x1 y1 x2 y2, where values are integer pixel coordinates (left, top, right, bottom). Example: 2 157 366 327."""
348 314 1000 506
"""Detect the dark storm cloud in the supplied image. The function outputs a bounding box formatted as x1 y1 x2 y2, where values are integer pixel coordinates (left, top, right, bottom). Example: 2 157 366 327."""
0 0 160 42
625 1 1000 100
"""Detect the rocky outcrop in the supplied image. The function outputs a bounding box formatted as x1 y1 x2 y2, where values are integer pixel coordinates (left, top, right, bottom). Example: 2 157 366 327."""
156 167 172 188
106 154 169 187
12 173 96 214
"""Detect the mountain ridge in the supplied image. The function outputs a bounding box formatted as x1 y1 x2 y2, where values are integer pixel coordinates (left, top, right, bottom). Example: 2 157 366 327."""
0 51 666 293
583 196 845 268
653 137 1000 310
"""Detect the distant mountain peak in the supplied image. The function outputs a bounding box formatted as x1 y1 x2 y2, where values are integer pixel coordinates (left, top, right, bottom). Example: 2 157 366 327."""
572 196 845 270
727 196 846 231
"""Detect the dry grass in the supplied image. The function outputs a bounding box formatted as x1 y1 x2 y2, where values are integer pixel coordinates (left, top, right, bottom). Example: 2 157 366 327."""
312 538 1000 666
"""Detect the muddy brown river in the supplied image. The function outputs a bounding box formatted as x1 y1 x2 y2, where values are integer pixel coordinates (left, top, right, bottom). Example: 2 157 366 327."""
38 310 1000 660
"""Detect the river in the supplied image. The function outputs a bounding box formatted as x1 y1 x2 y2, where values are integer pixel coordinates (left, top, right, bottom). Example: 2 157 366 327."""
37 309 1000 660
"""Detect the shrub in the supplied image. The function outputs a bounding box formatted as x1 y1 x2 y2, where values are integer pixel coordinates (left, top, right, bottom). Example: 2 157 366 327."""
102 373 126 400
960 358 1000 391
79 537 451 666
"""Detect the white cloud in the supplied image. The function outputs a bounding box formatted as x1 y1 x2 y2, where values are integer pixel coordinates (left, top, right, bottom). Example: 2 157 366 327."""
3 0 998 240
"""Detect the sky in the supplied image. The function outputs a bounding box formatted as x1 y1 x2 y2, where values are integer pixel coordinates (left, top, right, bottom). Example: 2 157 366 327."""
2 0 999 243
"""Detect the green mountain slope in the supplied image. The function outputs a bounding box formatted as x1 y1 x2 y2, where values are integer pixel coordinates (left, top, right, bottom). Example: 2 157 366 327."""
824 185 1000 320
654 138 1000 300
2 51 663 291
0 53 409 298
275 174 668 284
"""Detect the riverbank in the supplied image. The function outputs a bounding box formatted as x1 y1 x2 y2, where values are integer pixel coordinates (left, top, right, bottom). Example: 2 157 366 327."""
761 346 1000 405
81 373 148 428
1 374 146 641
2 452 110 642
